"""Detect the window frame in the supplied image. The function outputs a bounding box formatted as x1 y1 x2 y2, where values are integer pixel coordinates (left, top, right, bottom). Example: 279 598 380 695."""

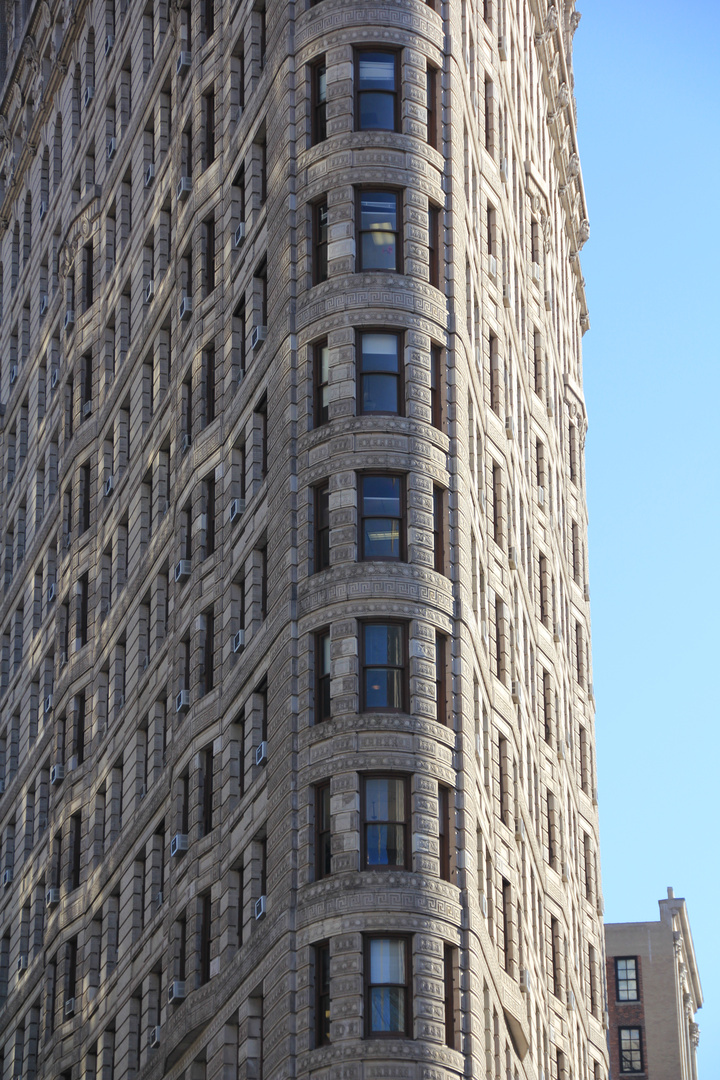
615 956 639 1002
311 59 327 145
428 202 441 288
312 199 329 285
354 48 401 133
315 628 331 722
430 344 442 430
356 328 404 417
313 339 330 426
356 189 403 274
426 64 440 148
359 472 405 562
364 934 411 1038
315 782 331 879
360 620 408 713
314 940 331 1046
618 1027 643 1074
361 772 410 870
314 483 330 572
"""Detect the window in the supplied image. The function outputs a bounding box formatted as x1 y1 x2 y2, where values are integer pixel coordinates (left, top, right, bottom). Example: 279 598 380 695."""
200 892 212 984
314 340 330 426
313 201 328 284
430 345 442 429
360 475 403 560
357 191 401 272
619 1028 643 1074
315 942 331 1046
358 331 401 414
314 484 330 572
311 61 327 144
435 633 447 726
428 204 441 288
433 486 445 573
315 783 331 878
356 51 399 131
315 631 331 722
203 91 215 168
616 957 638 1002
438 784 451 879
362 775 408 868
426 65 440 148
365 937 410 1037
443 945 455 1047
361 623 406 711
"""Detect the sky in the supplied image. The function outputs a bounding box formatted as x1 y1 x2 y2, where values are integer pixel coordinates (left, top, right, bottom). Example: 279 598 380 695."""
573 0 720 1071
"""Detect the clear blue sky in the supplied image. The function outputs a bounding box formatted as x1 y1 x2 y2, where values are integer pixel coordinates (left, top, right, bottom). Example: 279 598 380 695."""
574 0 720 1070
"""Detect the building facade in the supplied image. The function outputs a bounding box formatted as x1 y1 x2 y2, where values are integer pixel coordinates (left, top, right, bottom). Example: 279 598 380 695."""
0 0 605 1077
605 889 703 1080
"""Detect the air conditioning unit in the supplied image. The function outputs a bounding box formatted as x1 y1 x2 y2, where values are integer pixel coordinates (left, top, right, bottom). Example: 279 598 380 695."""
149 1026 161 1049
179 294 192 320
83 400 92 418
561 861 569 883
40 293 48 315
255 741 268 766
544 289 552 311
139 783 147 798
553 621 562 643
9 364 17 384
502 282 511 309
251 325 267 350
142 654 149 672
44 694 53 714
557 739 566 761
64 309 75 331
170 833 189 857
538 485 545 507
234 221 246 247
597 896 605 917
567 989 576 1011
177 176 192 202
500 157 509 184
2 868 13 887
498 35 508 60
254 895 266 920
180 433 192 455
46 887 60 906
488 254 497 280
106 137 116 161
175 689 190 713
479 892 488 917
145 279 155 303
508 546 518 570
511 679 522 704
505 415 514 438
519 968 531 994
64 997 76 1017
51 367 60 389
515 819 525 842
169 979 186 1002
17 954 28 972
105 33 114 56
532 262 542 284
603 1009 610 1030
176 50 192 76
175 559 191 583
232 630 245 654
84 85 94 107
145 163 155 188
104 474 114 496
229 498 246 523
40 200 48 221
50 763 65 785
588 682 595 701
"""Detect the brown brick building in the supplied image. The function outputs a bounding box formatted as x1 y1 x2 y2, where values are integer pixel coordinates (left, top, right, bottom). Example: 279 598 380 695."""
0 0 606 1077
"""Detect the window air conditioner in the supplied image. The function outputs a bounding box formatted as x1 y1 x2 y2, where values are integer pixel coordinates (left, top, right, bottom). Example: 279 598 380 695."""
511 679 522 704
145 163 155 188
544 289 552 311
9 364 17 384
84 85 94 107
479 892 488 917
229 497 246 523
46 887 60 906
149 1026 161 1049
515 819 525 842
233 630 245 653
179 294 192 320
170 833 188 857
50 367 60 389
2 868 13 887
502 281 511 307
176 50 192 77
175 689 190 712
39 200 48 221
255 741 268 766
169 979 186 1002
498 35 508 60
104 474 115 496
105 34 114 56
44 694 53 714
40 293 48 315
83 400 92 418
557 739 566 761
520 968 531 994
64 309 75 331
251 325 267 350
177 176 192 202
254 895 266 920
50 764 65 785
508 546 518 570
488 254 497 280
64 997 76 1017
532 262 542 284
553 621 562 642
500 157 509 183
175 559 191 583
538 485 545 507
106 138 116 161
48 582 57 604
505 414 514 438
145 279 155 303
17 954 28 972
234 222 246 247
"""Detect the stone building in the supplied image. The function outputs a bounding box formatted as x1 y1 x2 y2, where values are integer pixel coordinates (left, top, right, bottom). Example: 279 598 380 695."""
0 0 605 1077
605 889 703 1080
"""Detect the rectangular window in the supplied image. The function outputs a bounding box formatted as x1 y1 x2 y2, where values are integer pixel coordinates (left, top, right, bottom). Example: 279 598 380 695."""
203 609 214 694
311 61 327 144
314 484 330 572
433 486 445 574
443 945 455 1047
426 65 439 149
362 774 408 868
313 201 329 284
360 475 403 561
315 630 331 721
204 216 215 294
314 339 330 426
205 473 216 555
438 784 451 880
203 347 215 425
361 622 406 711
356 50 399 131
619 1028 643 1074
428 203 441 288
358 331 402 415
204 91 215 168
357 191 401 272
202 745 214 835
430 345 442 429
200 892 212 984
315 783 331 879
435 632 447 726
616 957 638 1002
365 936 410 1037
315 942 331 1046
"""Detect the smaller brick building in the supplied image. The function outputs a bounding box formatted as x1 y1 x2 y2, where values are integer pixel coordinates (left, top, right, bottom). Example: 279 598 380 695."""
605 889 702 1080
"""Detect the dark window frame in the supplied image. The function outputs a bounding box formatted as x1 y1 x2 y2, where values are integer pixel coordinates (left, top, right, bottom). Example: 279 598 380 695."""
359 472 406 562
435 632 448 726
361 772 410 870
315 629 331 722
363 933 411 1038
315 782 331 879
430 344 442 430
315 940 331 1046
360 620 408 713
355 48 401 133
618 1027 644 1074
438 784 451 880
356 188 403 274
433 486 445 574
428 203 441 288
311 59 327 145
314 483 330 573
312 199 329 285
426 65 439 149
615 956 639 1002
313 339 330 427
356 328 404 417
